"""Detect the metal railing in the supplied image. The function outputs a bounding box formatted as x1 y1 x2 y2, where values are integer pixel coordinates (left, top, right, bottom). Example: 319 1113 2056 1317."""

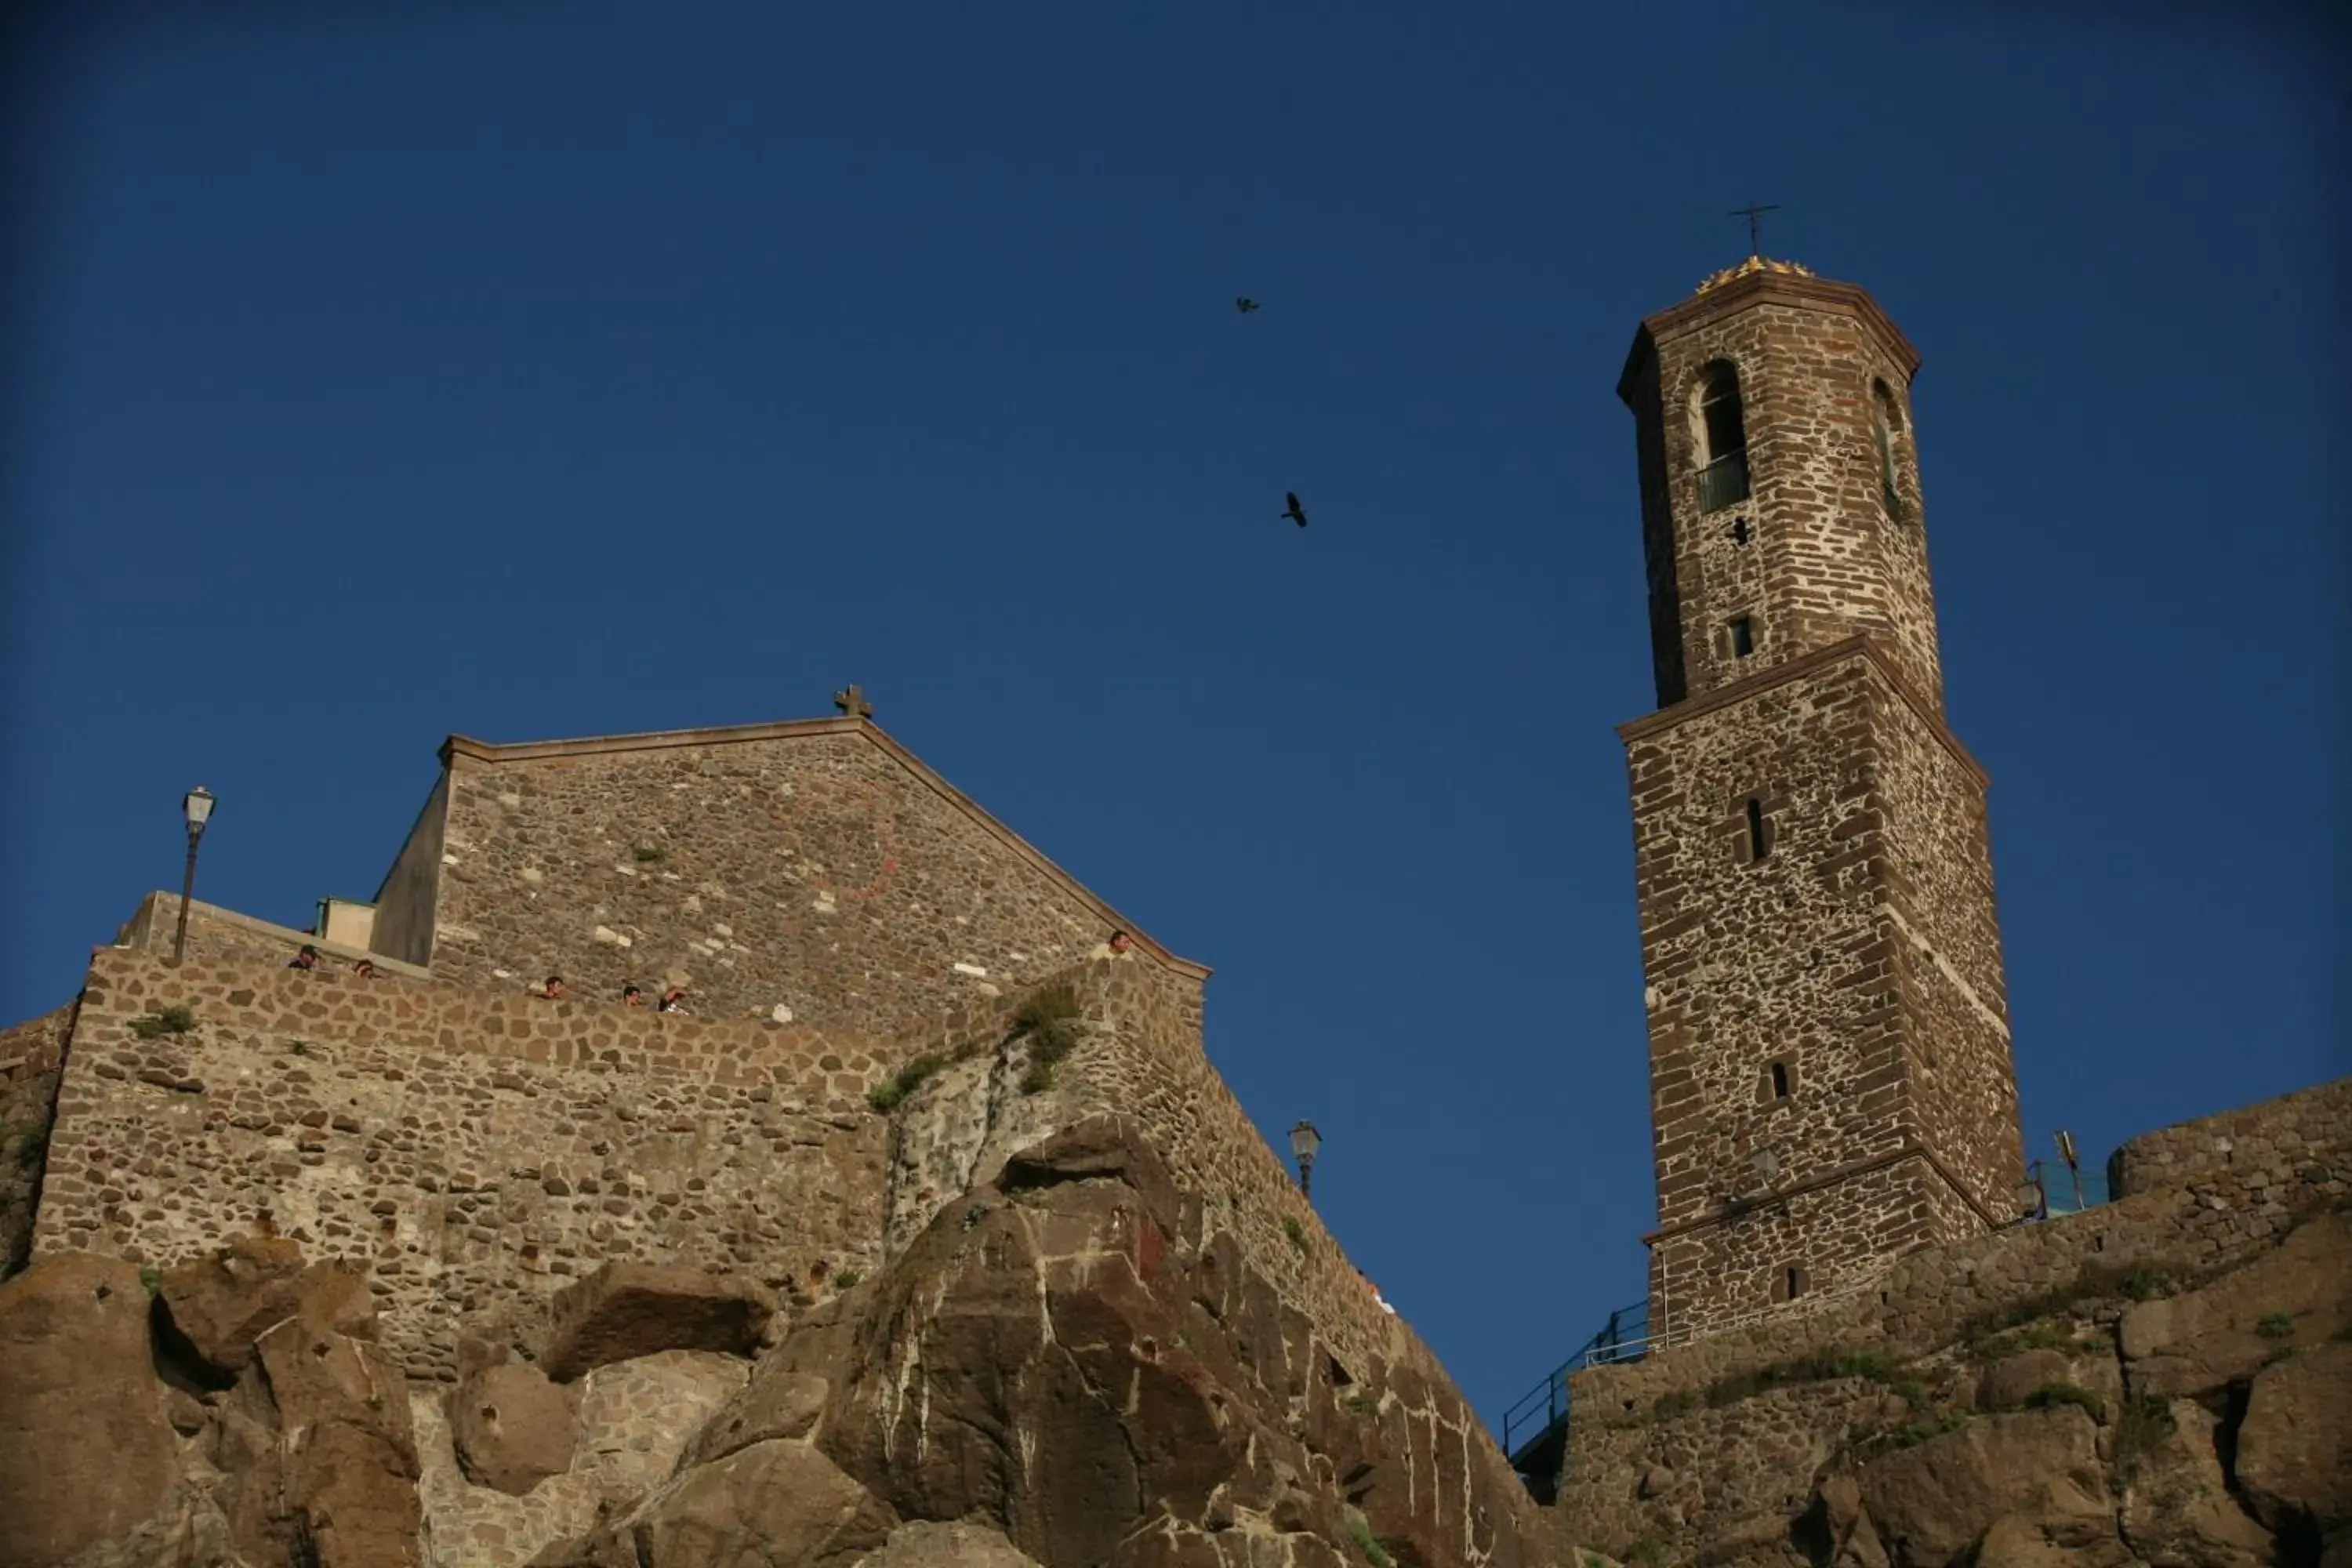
1500 1300 1647 1461
1501 1272 1886 1468
1502 1151 2115 1479
2028 1158 2110 1218
1696 452 1749 512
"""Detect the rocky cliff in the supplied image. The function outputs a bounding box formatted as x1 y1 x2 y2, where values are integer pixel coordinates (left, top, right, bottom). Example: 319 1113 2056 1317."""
1 1115 1571 1568
1555 1080 2352 1568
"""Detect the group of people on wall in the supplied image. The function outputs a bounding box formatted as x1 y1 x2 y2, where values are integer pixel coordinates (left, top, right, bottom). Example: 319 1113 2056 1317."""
286 943 374 980
539 975 689 1014
284 942 691 1016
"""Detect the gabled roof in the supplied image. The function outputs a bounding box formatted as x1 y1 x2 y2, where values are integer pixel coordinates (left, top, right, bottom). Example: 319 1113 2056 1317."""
437 715 1210 982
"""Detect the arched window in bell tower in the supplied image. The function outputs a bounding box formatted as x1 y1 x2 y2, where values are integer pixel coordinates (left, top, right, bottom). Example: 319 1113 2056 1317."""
1871 379 1903 513
1692 361 1750 513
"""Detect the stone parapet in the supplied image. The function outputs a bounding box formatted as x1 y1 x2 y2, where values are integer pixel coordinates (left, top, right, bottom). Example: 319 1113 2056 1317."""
2108 1076 2352 1200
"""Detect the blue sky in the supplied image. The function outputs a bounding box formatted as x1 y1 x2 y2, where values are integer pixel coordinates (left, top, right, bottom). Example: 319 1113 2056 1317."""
5 0 2345 1436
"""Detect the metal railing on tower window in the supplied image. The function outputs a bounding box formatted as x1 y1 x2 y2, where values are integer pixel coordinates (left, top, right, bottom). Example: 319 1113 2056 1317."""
1697 451 1750 512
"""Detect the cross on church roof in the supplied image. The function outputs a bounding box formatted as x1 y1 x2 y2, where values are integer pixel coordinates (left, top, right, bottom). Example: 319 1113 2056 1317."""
1729 201 1780 258
833 684 873 720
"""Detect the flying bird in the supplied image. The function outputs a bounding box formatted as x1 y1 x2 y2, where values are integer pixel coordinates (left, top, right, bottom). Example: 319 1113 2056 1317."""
1236 297 1262 314
1281 492 1308 528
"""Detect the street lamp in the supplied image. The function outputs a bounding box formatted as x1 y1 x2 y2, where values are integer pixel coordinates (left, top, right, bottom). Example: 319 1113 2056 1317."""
1289 1120 1322 1201
170 786 216 967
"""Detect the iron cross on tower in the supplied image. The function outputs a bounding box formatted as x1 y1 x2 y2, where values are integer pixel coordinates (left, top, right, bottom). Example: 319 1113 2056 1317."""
833 684 873 720
1730 201 1780 257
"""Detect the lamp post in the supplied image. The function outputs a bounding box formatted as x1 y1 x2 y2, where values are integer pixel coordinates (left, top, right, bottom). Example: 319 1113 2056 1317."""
1289 1120 1322 1201
170 786 216 967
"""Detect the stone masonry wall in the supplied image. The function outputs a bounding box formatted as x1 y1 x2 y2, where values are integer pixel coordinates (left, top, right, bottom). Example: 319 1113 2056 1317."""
1565 1074 2352 1446
1871 675 2024 1225
2109 1076 2352 1200
1634 276 1944 713
1628 651 1927 1332
1649 1159 1929 1338
422 725 1182 1039
0 1001 74 1276
33 947 898 1380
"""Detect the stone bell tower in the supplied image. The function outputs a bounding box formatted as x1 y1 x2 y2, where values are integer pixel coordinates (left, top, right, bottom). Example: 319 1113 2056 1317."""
1615 254 2026 1342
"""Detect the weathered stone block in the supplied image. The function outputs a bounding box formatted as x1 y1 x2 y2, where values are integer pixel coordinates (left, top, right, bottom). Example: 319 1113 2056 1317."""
450 1361 579 1497
541 1262 778 1383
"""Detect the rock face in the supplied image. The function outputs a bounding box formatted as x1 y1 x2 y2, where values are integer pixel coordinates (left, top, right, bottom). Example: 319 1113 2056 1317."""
5 1116 1570 1568
528 1116 1560 1568
0 1254 184 1567
158 1229 377 1381
2234 1341 2352 1541
0 1239 430 1568
1559 1206 2352 1568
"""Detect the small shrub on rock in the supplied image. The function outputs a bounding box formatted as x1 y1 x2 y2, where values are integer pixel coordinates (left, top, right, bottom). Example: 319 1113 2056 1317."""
1341 1506 1393 1567
1283 1216 1309 1255
2112 1392 2176 1476
1699 1348 1892 1410
866 1054 945 1112
129 1004 197 1039
1012 985 1083 1096
2256 1311 2295 1340
2020 1381 2102 1417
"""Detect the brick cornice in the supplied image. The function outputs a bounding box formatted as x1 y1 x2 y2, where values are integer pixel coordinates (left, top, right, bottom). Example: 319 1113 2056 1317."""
1617 635 1990 791
1617 270 1923 405
1642 1135 2003 1248
437 719 1212 983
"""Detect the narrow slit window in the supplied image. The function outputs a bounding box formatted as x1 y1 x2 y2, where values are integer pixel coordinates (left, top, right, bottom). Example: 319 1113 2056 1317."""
1729 617 1755 658
1871 380 1903 512
1769 1061 1791 1099
1744 798 1770 862
1784 1266 1806 1301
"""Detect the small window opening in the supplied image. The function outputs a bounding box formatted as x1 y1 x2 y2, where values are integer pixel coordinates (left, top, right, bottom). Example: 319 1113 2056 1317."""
1769 1061 1791 1099
1784 1266 1806 1301
1729 617 1755 658
1730 516 1751 546
1744 797 1770 862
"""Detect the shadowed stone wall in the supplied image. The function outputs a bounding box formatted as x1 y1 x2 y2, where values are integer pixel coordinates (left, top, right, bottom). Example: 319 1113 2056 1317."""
32 948 896 1379
116 892 434 982
0 1002 73 1276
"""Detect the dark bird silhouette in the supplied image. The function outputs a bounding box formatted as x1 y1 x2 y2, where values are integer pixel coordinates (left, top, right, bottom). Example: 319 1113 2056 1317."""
1281 492 1308 528
1236 297 1262 314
